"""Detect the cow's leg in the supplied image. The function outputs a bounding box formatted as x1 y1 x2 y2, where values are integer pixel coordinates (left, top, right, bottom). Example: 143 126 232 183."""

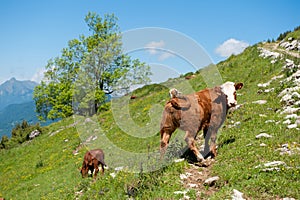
210 130 217 158
81 167 88 178
84 167 89 178
203 128 211 158
160 130 171 160
184 131 204 162
100 162 105 175
203 127 218 158
89 166 94 177
81 161 88 178
93 160 99 179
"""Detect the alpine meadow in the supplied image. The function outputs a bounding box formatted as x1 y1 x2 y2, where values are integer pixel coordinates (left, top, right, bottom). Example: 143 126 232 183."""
0 12 299 199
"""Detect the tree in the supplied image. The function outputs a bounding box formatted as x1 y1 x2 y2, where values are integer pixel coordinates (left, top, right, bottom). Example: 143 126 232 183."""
34 12 151 120
0 135 9 149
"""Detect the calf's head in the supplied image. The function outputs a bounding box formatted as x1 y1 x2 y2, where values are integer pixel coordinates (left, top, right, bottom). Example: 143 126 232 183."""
80 167 88 178
221 82 243 107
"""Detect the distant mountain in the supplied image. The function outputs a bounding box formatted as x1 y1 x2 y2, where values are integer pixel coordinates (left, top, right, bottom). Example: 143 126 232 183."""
0 78 54 138
0 77 38 110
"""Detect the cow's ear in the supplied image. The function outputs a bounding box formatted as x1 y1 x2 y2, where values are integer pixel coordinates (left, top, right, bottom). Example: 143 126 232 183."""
235 82 243 90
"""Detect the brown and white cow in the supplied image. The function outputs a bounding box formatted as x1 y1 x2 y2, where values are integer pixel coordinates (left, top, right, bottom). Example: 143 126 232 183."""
160 82 243 162
80 148 106 178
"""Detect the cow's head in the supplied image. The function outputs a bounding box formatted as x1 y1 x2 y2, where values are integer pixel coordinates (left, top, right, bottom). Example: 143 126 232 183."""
221 82 243 107
80 167 88 178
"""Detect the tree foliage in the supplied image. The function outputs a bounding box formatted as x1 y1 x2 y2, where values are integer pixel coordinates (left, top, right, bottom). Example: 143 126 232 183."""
34 12 151 120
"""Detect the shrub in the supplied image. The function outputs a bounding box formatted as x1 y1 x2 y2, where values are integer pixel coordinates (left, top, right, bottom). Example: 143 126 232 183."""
0 120 43 149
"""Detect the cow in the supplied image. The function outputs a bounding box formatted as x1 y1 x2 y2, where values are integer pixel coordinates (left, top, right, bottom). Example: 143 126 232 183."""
80 148 106 178
160 81 243 162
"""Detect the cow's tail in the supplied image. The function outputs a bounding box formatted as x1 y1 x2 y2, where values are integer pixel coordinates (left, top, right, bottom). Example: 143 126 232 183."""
170 96 191 110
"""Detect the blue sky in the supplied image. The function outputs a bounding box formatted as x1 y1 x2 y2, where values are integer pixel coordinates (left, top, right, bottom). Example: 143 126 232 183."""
0 0 299 84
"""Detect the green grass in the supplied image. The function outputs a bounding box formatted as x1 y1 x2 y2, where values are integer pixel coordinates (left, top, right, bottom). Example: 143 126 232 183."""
0 37 300 199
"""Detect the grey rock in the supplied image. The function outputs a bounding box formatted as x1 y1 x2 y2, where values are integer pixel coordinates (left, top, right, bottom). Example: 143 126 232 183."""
256 133 272 139
231 189 245 200
204 176 219 186
29 129 41 140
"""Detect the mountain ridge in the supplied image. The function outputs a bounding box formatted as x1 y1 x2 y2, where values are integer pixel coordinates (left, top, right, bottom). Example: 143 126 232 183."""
0 77 38 110
0 78 40 138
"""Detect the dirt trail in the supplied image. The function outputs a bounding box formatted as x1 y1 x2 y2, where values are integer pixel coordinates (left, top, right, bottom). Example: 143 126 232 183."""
264 42 300 58
181 159 220 199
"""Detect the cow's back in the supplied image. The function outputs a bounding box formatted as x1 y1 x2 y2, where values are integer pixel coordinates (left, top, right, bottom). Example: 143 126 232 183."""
179 88 213 132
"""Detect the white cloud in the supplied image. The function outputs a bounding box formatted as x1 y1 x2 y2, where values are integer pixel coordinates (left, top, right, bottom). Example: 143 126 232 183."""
31 68 46 83
158 52 174 61
215 38 249 57
145 40 174 61
145 40 165 54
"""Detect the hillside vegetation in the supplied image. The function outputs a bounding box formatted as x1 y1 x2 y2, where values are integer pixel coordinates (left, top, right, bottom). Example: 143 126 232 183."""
0 30 300 199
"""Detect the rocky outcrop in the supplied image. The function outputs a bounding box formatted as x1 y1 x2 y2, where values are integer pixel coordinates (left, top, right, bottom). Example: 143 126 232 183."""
258 47 282 64
277 59 300 128
256 49 300 129
279 37 300 52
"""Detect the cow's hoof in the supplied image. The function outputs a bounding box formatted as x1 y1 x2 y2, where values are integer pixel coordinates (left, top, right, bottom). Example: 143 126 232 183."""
195 160 208 167
196 154 204 162
211 152 217 159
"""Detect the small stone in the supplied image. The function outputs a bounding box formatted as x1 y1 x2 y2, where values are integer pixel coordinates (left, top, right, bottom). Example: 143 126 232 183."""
287 124 297 129
188 183 197 188
285 114 298 119
256 133 272 139
110 172 116 178
261 167 280 172
260 143 267 147
115 166 124 171
29 129 41 140
282 143 289 148
174 158 185 163
231 189 245 200
265 120 275 123
252 100 267 104
259 114 267 117
283 119 291 124
263 161 286 167
85 118 94 123
180 174 188 180
204 176 219 186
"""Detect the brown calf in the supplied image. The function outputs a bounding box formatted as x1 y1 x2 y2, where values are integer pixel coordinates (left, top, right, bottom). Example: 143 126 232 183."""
80 149 106 178
160 82 243 162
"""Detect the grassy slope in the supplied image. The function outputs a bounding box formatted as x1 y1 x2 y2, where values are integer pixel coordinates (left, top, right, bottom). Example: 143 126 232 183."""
212 43 300 199
0 35 300 199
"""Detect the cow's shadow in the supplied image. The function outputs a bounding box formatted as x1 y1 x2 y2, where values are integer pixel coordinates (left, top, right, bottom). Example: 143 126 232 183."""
180 149 214 167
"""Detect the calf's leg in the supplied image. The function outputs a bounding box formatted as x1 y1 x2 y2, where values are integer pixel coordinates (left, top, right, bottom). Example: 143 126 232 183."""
101 163 105 175
81 161 89 178
93 160 99 179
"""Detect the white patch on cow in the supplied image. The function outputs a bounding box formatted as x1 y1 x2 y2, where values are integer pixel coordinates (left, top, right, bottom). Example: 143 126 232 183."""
221 82 237 107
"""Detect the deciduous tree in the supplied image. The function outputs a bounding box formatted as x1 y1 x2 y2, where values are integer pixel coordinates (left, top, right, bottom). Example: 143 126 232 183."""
34 12 151 120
